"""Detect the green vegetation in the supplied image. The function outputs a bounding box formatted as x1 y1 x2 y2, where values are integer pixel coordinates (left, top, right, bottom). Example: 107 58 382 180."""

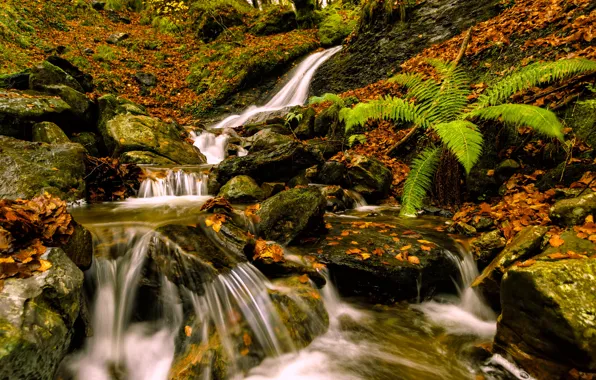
339 58 596 216
93 45 118 63
316 1 359 46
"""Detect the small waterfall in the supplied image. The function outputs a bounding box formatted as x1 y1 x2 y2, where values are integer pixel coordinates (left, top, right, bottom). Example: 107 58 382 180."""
138 168 208 198
211 46 342 130
193 131 230 165
343 189 368 209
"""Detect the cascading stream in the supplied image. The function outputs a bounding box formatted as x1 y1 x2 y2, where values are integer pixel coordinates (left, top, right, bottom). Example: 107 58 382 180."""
138 168 209 198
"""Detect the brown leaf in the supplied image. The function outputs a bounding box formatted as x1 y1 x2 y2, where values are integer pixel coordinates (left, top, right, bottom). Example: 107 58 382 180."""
549 235 565 248
184 325 192 337
407 256 420 265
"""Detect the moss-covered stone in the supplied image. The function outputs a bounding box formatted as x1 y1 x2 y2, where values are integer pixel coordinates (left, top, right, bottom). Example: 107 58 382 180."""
61 222 93 270
0 135 86 200
248 128 293 152
472 225 548 311
346 154 392 202
550 192 596 227
293 107 316 139
250 6 297 36
119 150 176 165
32 121 70 144
317 11 357 47
191 0 250 43
41 84 96 127
29 60 84 93
70 131 102 156
257 186 326 245
0 248 84 380
218 175 265 203
496 258 596 378
470 229 506 271
566 99 596 152
313 103 340 137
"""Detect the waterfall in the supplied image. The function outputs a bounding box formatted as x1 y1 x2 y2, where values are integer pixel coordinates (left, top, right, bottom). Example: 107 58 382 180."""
138 168 208 198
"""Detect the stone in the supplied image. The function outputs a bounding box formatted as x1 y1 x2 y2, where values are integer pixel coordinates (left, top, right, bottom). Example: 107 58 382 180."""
317 160 348 186
97 94 148 127
218 175 265 203
321 185 354 212
29 61 84 93
248 128 293 152
293 107 315 139
134 71 157 87
313 103 340 137
0 248 84 380
257 187 327 245
41 84 96 128
46 55 94 93
305 138 343 159
32 121 70 144
70 132 102 156
62 222 93 270
346 154 392 202
0 72 30 90
471 229 506 271
91 0 106 10
550 192 596 227
261 182 286 199
566 99 596 150
494 159 520 179
472 225 548 311
107 32 129 44
119 150 176 165
0 94 72 139
536 230 596 261
212 142 324 192
0 136 86 201
496 258 596 379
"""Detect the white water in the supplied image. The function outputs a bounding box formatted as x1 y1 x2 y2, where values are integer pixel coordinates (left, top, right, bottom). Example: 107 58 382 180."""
138 168 208 198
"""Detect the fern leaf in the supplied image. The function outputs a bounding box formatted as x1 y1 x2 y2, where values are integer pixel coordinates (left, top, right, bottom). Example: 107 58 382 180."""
465 104 564 141
400 146 441 217
422 59 471 123
389 73 441 104
348 134 367 147
475 59 596 108
432 121 483 174
309 93 345 107
340 96 428 133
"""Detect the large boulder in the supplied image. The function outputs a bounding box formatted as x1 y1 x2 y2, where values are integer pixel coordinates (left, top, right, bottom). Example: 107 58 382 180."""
218 175 265 203
0 248 84 380
496 258 596 379
70 132 103 157
29 61 85 93
317 160 348 186
257 187 327 245
248 128 293 152
32 121 70 144
550 192 596 227
0 136 86 201
212 142 324 191
41 84 96 128
296 215 460 303
472 225 548 311
119 150 176 165
0 93 72 139
46 55 94 93
346 155 392 202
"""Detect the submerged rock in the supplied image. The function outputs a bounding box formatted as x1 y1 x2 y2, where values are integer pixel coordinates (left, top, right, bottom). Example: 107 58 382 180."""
218 175 265 203
496 258 596 379
0 248 84 380
472 225 548 311
0 136 86 201
32 121 70 144
257 187 327 245
346 155 392 202
550 192 596 226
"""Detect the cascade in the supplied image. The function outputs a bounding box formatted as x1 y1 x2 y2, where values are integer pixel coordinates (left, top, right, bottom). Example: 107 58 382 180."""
138 168 209 198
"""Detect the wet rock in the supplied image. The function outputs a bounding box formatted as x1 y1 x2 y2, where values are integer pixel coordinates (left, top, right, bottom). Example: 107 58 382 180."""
62 222 93 270
321 185 355 212
107 32 129 44
495 258 596 379
32 121 70 144
0 72 30 90
0 136 86 201
218 175 265 203
288 171 309 188
317 160 348 186
212 142 324 191
257 187 327 245
41 84 96 127
305 137 343 159
313 103 340 137
46 56 94 93
29 61 84 93
119 150 176 165
261 182 286 199
248 128 293 152
0 248 84 380
449 221 477 236
0 94 72 139
469 216 495 231
471 230 506 271
293 107 315 139
472 225 548 311
550 192 596 227
299 216 460 303
346 155 392 202
242 123 291 137
70 132 102 156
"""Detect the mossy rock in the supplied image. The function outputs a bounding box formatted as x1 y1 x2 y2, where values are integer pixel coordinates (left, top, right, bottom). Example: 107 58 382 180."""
191 0 250 43
496 258 596 378
470 229 506 271
0 93 72 140
257 186 327 245
247 128 293 152
119 150 176 165
29 60 84 93
550 192 596 227
346 154 392 202
46 55 94 93
0 248 84 380
293 107 316 139
61 222 93 270
0 136 86 201
317 11 357 47
250 6 297 36
566 99 596 152
0 72 30 90
41 84 96 128
218 175 265 203
32 121 70 144
70 132 102 157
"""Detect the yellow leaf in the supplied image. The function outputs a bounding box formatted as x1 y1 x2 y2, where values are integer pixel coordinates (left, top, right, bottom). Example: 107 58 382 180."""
400 245 412 251
184 326 192 337
549 234 565 248
38 259 52 272
360 253 371 260
408 256 420 264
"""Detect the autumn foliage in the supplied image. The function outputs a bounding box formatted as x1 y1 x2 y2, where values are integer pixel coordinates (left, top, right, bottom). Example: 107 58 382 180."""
84 156 145 203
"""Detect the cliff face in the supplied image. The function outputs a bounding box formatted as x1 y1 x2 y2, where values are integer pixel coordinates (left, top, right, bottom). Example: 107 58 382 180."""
310 0 503 95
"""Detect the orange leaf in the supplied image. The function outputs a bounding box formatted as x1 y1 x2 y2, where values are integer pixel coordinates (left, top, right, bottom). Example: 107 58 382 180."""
549 234 565 248
400 245 411 251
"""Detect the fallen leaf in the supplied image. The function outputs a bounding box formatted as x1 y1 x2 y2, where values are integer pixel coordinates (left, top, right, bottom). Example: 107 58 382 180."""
298 274 309 284
516 259 536 267
400 245 412 251
408 256 420 264
549 234 565 248
184 325 192 337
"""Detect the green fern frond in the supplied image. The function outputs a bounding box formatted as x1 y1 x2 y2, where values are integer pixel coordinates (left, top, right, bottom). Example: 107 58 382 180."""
389 73 440 103
348 134 367 147
340 96 428 133
465 104 564 141
421 59 471 123
432 121 483 174
309 93 345 107
475 58 596 108
400 146 441 217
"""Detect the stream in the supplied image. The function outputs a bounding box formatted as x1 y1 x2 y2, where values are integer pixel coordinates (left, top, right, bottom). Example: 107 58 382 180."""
64 48 530 380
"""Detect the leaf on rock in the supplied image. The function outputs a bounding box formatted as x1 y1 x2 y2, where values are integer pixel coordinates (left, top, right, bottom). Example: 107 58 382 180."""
407 256 420 264
549 234 565 248
253 239 284 263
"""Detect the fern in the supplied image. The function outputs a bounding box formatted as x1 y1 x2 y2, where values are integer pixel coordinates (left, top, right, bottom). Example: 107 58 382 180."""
432 121 483 174
465 104 564 141
348 134 367 147
400 146 441 217
309 93 345 107
389 73 440 104
475 59 596 108
340 96 428 133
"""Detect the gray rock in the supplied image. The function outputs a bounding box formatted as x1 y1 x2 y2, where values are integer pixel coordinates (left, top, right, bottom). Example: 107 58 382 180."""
107 32 129 44
134 71 157 87
29 61 84 93
70 132 102 156
0 94 72 139
32 121 70 144
218 175 265 203
346 154 392 202
62 222 93 270
0 136 86 201
119 150 177 165
550 192 596 226
0 248 84 380
248 128 293 152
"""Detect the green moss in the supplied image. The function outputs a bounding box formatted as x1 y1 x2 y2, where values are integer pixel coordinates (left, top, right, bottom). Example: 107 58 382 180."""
151 16 182 34
93 45 117 63
317 10 357 47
